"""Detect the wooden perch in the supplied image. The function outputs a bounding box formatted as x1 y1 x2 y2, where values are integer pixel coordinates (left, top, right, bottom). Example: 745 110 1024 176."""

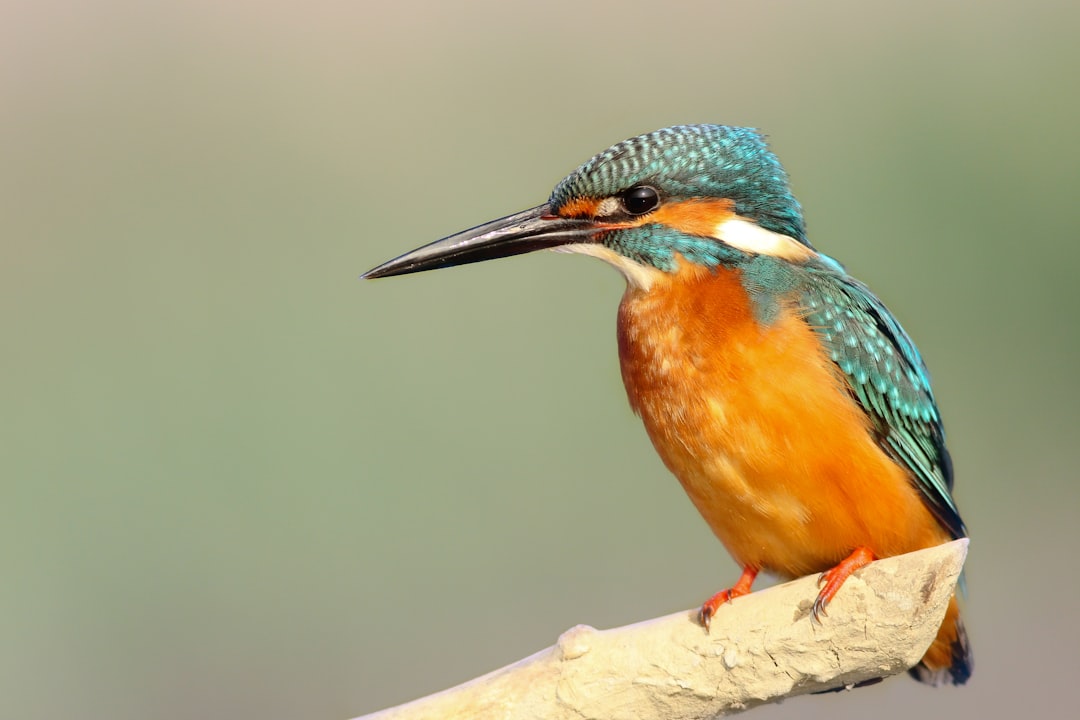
356 539 968 720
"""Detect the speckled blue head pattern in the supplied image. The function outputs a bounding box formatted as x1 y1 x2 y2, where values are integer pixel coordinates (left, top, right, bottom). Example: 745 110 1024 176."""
550 125 808 246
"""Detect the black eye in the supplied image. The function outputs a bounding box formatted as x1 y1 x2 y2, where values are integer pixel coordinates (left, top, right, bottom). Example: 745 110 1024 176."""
621 185 660 215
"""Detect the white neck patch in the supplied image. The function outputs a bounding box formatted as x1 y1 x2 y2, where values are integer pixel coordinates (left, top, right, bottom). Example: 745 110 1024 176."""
714 217 814 262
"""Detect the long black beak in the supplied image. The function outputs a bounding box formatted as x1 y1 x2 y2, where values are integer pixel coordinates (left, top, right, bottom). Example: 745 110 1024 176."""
361 204 598 279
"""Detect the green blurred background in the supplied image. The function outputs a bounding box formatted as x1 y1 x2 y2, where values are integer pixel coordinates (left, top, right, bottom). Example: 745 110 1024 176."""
3 1 1078 718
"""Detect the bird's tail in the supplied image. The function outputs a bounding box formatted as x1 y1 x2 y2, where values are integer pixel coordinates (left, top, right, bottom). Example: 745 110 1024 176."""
909 593 972 685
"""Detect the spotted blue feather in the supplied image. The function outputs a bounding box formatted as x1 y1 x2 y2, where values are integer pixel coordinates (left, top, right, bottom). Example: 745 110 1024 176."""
800 269 965 539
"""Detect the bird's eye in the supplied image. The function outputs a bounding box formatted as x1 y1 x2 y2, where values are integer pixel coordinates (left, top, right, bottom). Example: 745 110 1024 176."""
621 186 660 215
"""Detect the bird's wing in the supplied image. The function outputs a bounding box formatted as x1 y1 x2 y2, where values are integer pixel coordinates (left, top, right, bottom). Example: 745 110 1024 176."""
799 272 966 539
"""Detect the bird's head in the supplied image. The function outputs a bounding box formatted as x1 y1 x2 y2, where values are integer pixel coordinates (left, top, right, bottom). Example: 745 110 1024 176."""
363 125 818 288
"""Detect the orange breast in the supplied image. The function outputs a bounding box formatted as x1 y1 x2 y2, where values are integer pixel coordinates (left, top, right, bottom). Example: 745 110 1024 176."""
617 261 950 577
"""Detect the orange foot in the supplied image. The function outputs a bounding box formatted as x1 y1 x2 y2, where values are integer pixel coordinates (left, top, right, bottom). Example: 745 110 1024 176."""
699 566 759 632
813 546 876 622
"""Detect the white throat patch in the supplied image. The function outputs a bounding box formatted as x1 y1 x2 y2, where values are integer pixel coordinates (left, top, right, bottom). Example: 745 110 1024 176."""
554 243 666 291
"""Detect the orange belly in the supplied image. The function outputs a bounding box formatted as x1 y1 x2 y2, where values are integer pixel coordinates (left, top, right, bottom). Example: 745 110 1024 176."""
617 262 951 577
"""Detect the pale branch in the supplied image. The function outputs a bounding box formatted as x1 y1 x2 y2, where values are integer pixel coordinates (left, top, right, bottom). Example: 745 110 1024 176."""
356 539 968 720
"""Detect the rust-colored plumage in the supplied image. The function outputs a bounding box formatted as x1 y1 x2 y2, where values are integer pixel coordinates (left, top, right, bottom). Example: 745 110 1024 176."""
617 260 963 679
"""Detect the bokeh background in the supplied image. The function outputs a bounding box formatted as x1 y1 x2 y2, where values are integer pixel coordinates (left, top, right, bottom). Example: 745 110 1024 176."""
4 1 1079 719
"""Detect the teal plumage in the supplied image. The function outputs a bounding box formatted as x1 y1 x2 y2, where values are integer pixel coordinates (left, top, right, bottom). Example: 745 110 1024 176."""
800 271 964 539
600 225 749 273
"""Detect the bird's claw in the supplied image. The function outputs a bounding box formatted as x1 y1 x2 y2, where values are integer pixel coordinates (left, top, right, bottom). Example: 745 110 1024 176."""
811 593 830 624
698 566 759 633
811 547 875 625
699 589 735 632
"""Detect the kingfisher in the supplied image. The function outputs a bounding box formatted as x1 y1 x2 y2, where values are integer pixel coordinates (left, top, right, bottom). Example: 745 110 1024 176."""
362 125 971 686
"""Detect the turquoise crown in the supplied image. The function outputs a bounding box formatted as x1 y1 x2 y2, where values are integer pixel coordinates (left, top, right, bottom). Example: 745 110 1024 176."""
549 125 809 246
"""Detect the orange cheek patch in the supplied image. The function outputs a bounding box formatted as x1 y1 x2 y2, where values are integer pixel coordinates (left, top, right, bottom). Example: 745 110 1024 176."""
641 198 737 236
557 197 601 218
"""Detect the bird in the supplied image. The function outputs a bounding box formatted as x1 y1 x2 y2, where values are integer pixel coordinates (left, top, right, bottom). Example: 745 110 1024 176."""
362 124 971 686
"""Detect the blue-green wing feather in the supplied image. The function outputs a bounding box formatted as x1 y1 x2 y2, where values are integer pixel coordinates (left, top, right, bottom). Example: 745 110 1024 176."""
800 269 966 539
